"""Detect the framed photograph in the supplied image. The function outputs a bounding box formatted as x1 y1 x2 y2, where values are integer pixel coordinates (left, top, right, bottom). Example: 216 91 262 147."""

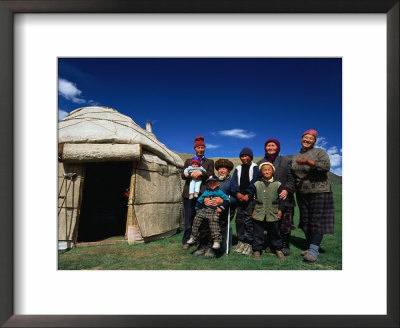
56 57 343 268
1 1 398 327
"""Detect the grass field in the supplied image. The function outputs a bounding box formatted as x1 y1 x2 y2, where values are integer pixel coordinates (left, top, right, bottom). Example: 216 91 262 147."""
58 184 342 270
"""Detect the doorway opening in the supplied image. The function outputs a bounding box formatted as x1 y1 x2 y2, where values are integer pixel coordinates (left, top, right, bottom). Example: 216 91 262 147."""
77 161 132 242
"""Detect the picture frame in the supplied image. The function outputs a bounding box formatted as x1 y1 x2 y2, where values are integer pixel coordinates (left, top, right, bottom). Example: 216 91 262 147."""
0 0 398 327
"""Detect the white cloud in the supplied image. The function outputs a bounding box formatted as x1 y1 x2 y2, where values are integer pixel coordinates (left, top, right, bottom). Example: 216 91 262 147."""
58 78 86 104
58 109 69 121
327 146 338 154
331 167 342 176
218 129 256 139
315 137 342 175
88 100 100 106
329 153 342 167
327 146 342 167
59 78 101 107
315 137 328 149
206 143 220 149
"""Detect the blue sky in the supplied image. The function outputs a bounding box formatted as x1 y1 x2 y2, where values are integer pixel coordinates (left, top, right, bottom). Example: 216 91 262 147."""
58 58 342 175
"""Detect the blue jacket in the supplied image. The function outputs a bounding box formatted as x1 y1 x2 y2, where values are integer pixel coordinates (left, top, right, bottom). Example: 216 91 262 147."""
196 187 230 211
231 162 260 197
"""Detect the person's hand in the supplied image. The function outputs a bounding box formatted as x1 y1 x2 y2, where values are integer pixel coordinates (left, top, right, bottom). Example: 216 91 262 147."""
236 193 244 202
296 157 315 167
217 208 222 213
307 159 316 167
278 210 282 220
191 170 203 179
203 197 212 207
185 173 189 177
279 190 288 200
296 157 309 165
252 210 255 218
242 194 249 202
213 197 224 207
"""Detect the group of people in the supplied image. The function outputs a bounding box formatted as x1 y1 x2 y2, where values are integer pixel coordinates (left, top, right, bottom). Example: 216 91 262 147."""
181 130 335 262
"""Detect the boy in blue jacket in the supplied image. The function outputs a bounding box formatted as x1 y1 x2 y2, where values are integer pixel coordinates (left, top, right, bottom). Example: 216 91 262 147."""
187 175 230 249
231 147 260 255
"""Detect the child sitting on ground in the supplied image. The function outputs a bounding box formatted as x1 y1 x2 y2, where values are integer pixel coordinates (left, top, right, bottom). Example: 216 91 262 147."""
187 175 230 249
252 162 286 260
184 156 206 199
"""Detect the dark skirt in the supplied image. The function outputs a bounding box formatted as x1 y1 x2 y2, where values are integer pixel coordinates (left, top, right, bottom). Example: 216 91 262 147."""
297 192 335 234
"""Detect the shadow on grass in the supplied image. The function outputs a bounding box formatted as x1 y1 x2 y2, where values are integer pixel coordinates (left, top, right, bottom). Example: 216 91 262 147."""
58 249 72 255
289 235 308 251
289 235 326 253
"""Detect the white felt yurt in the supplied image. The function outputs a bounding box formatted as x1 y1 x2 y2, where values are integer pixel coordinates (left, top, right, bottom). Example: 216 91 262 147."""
58 106 184 249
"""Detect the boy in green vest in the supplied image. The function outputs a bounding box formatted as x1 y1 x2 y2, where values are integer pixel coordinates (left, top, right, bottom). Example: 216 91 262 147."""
252 162 286 260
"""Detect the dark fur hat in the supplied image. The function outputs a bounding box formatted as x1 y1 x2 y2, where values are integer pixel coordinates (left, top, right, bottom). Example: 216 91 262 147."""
215 158 234 172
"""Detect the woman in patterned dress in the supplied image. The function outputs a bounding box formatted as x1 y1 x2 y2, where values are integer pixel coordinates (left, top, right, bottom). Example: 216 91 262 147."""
291 129 335 262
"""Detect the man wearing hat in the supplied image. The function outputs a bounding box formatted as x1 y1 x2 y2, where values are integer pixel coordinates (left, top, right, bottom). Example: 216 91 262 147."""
187 175 230 250
181 136 215 250
194 158 237 258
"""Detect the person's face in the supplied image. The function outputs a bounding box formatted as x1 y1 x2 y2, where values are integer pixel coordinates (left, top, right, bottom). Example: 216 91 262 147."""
195 146 205 157
301 134 316 150
191 162 200 168
240 155 251 165
261 165 274 180
265 142 278 155
208 180 219 190
217 167 229 179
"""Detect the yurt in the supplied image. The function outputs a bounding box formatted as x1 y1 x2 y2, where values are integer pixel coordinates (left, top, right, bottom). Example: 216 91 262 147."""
58 106 184 249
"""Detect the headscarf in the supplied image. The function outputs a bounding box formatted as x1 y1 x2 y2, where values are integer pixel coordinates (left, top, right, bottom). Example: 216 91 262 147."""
264 138 281 163
302 129 318 140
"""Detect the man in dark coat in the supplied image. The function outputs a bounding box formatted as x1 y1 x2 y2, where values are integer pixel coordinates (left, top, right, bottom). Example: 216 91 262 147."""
181 136 214 250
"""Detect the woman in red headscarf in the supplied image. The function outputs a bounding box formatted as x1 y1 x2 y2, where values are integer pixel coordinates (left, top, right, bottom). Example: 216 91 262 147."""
291 129 335 262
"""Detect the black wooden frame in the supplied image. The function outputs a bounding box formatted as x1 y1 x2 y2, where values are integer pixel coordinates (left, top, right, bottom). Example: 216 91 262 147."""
0 1 398 327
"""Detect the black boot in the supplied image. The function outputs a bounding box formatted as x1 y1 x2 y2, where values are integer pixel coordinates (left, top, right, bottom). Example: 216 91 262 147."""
282 232 291 256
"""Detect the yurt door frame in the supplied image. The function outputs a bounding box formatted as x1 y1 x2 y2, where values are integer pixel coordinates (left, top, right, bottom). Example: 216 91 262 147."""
76 161 133 243
126 162 143 243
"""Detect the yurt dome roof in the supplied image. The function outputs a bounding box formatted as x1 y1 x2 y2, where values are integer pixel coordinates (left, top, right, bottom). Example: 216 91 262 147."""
59 106 183 168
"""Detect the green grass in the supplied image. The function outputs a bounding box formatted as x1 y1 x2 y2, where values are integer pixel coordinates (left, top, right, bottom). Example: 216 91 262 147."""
58 184 342 270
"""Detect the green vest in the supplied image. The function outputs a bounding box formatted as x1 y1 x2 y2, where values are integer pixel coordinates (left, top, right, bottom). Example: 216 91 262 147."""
253 180 281 222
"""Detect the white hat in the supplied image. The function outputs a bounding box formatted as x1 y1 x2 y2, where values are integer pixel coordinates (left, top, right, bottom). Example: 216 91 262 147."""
259 162 275 172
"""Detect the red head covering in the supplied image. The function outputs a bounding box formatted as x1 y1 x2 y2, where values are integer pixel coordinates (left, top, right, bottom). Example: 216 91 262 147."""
194 136 205 148
190 157 201 166
302 129 318 140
